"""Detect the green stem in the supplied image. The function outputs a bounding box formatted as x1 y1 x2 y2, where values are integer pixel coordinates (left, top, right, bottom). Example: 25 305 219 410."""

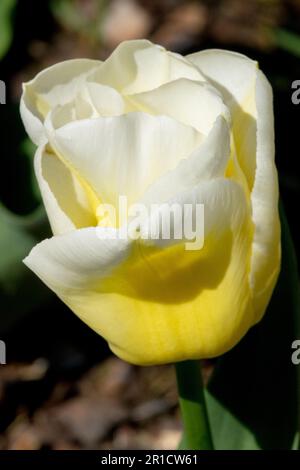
175 360 214 450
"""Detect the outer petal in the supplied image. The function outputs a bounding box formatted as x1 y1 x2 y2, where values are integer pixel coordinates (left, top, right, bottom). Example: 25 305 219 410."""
24 227 131 292
90 39 205 95
35 145 97 235
24 177 254 365
20 59 100 145
187 49 280 320
187 49 258 187
250 71 280 318
45 111 203 208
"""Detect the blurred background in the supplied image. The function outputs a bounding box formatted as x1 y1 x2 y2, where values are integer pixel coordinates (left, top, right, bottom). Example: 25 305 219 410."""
0 0 299 450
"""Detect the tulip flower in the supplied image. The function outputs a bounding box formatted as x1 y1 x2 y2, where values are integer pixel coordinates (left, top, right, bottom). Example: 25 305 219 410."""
20 40 280 366
20 40 281 449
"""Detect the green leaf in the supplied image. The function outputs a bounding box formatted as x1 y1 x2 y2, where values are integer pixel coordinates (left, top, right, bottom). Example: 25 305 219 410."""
272 28 300 58
206 202 300 449
0 203 51 334
50 0 108 42
0 0 16 59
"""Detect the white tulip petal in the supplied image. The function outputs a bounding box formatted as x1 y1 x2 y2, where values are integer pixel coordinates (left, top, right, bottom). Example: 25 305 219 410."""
46 84 125 128
250 70 280 316
139 177 249 248
187 50 280 315
45 111 203 208
48 96 96 130
20 96 48 146
35 145 96 235
20 59 100 145
187 49 257 106
140 116 230 206
85 82 126 116
187 49 258 187
91 40 205 95
23 227 131 293
129 78 230 134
